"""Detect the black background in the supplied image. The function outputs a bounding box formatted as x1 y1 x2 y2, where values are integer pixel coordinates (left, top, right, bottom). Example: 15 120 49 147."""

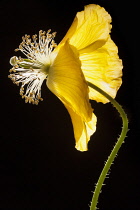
0 0 139 209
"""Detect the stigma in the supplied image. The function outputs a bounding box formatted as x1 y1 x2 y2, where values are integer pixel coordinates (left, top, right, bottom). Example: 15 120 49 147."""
8 30 57 105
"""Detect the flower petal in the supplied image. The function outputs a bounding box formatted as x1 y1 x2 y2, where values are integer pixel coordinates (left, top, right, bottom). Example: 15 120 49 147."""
80 37 123 103
59 4 112 51
65 104 97 151
47 40 92 121
47 41 97 151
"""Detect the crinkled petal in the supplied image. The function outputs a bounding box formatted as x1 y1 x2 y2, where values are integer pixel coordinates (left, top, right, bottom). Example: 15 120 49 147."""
47 40 93 122
65 104 97 151
59 4 112 51
80 37 123 103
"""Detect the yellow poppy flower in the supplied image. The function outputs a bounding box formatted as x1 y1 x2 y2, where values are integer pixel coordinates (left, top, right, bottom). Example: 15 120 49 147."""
8 4 122 151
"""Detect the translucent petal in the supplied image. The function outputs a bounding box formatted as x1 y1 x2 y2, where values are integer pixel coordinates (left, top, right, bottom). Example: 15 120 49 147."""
65 104 97 151
80 37 123 103
59 4 112 51
47 40 93 122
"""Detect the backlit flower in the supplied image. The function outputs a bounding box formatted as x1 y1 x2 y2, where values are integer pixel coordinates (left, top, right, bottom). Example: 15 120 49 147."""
8 4 123 151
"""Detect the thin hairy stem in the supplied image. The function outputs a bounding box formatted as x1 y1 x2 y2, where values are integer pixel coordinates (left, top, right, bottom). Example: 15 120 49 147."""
88 82 128 210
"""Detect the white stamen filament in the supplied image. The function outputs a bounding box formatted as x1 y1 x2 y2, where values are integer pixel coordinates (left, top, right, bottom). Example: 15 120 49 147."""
8 30 57 105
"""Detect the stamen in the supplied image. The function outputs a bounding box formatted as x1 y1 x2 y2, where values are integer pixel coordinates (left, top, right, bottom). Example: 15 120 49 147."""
9 64 46 105
9 29 57 105
15 29 57 63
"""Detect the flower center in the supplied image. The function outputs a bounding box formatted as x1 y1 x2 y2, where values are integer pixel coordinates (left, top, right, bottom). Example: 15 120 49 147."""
8 30 57 105
41 64 51 75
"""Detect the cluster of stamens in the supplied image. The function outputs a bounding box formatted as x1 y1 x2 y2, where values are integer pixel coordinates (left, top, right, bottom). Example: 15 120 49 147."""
15 29 57 62
8 30 57 105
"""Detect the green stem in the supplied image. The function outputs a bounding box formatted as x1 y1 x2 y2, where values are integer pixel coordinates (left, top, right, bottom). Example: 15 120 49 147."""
87 82 128 210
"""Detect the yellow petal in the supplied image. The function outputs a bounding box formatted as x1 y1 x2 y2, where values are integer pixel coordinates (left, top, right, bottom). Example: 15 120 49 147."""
47 40 92 121
80 37 123 103
47 41 96 151
65 104 97 151
59 4 112 51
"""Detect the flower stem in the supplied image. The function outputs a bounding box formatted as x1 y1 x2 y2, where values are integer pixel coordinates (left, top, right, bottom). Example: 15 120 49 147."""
87 82 128 210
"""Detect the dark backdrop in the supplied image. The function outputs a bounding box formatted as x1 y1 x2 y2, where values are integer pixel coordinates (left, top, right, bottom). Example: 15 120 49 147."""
0 0 138 209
